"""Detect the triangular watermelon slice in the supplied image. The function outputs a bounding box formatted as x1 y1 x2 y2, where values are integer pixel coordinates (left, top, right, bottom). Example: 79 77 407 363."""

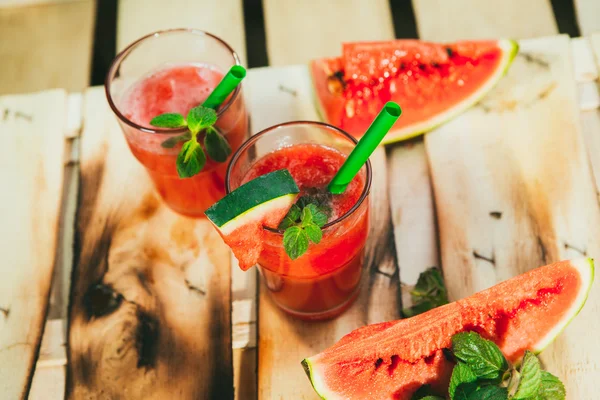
310 39 518 144
302 258 594 399
205 169 299 270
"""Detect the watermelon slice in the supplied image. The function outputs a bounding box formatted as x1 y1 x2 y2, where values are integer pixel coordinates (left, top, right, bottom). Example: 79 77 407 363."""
205 169 299 270
310 39 518 144
302 258 594 400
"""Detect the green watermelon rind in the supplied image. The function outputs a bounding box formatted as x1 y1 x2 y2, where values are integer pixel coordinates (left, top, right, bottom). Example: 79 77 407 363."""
301 258 594 400
204 169 299 235
301 359 328 400
310 39 519 145
531 257 594 354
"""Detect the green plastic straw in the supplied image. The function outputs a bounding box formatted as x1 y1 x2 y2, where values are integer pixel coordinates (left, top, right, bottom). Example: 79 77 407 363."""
328 102 402 194
202 65 247 109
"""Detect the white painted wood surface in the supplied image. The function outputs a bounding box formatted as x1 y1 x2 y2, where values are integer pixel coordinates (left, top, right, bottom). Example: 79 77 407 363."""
117 0 247 64
115 2 256 397
67 87 233 399
257 2 404 398
262 0 394 66
0 0 95 95
412 0 558 41
425 35 600 399
574 0 600 36
0 89 66 399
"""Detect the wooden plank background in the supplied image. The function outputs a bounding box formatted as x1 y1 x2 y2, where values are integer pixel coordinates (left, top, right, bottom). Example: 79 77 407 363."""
0 0 599 399
0 90 66 399
67 87 233 399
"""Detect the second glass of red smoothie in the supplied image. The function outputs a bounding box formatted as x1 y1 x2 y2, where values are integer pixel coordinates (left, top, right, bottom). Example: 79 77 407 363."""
105 28 248 217
226 121 372 320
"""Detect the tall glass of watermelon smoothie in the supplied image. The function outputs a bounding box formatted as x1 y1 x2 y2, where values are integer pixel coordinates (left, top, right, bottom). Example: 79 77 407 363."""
105 29 248 217
226 122 372 320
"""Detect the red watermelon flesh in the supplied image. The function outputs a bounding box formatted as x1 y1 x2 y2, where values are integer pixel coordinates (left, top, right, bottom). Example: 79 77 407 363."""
310 39 518 144
302 258 594 400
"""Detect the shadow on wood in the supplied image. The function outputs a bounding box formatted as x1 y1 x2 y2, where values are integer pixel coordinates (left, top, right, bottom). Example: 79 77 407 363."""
67 87 233 400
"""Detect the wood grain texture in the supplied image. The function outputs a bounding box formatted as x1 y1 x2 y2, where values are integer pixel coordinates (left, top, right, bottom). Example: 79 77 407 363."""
574 0 600 35
115 3 251 398
0 89 66 399
0 0 95 95
67 87 233 399
413 0 557 41
262 0 394 66
425 35 600 398
250 64 400 400
387 141 439 308
117 0 247 64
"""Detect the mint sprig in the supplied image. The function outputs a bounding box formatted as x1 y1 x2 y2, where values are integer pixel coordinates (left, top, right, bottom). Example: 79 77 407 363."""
452 332 508 382
402 267 449 318
150 105 231 178
280 194 331 260
413 332 566 400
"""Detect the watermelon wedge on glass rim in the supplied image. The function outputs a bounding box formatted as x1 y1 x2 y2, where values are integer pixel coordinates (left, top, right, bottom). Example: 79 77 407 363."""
205 169 299 270
302 258 594 400
310 39 519 144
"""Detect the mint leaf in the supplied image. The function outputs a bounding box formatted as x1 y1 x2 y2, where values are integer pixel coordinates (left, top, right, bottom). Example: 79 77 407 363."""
161 132 191 148
513 351 542 399
176 140 206 178
150 113 186 128
283 226 309 260
411 385 444 400
452 332 508 382
466 386 507 400
280 196 326 259
304 203 328 227
204 127 231 162
278 204 301 230
301 205 314 226
305 223 323 244
402 267 449 318
450 363 478 399
187 106 217 134
278 216 296 230
538 371 565 400
454 382 479 400
287 204 302 221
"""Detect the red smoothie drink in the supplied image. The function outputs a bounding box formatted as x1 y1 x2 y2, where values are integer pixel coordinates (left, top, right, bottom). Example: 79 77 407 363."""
106 29 247 217
227 122 371 320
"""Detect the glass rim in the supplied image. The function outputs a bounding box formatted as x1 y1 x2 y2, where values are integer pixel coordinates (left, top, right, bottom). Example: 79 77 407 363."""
104 28 243 135
225 120 373 234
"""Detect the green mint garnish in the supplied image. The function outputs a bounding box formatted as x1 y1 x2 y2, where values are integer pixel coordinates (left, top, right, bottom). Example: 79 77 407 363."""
177 140 206 178
538 371 565 400
204 127 231 162
161 132 191 148
402 267 449 318
150 105 230 178
150 113 187 128
187 105 217 133
466 386 508 400
512 351 541 399
413 332 566 400
280 194 331 260
452 332 509 382
411 384 444 400
449 362 478 399
283 226 309 260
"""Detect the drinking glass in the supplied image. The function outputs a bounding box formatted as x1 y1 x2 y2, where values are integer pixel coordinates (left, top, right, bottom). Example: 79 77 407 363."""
226 121 372 320
106 28 248 217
